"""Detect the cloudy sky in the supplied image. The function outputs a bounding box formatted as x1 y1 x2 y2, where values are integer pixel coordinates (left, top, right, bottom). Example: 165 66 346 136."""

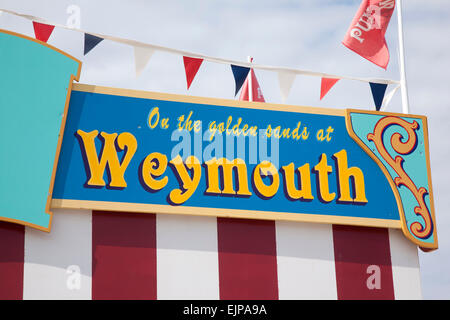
1 0 449 299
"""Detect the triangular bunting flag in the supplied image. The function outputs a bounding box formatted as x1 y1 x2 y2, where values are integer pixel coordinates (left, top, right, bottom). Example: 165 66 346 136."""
369 82 388 111
134 46 154 77
277 71 296 103
239 69 265 102
380 84 400 111
32 21 55 43
231 65 250 96
84 33 104 55
183 57 204 90
320 78 340 100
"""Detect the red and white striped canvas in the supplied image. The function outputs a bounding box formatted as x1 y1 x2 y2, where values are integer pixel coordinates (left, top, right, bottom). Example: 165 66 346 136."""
0 209 421 300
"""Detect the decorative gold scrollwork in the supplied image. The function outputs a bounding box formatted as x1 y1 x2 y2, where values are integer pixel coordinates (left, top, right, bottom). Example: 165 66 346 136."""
367 116 432 239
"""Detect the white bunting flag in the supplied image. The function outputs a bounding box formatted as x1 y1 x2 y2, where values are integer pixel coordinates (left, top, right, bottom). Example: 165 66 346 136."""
380 84 400 111
277 71 296 103
134 46 155 77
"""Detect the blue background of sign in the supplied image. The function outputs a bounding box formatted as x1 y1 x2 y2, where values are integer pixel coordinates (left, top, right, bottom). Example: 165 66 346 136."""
53 90 399 221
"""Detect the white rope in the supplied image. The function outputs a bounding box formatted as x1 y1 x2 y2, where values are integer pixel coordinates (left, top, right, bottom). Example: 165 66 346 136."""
0 8 400 86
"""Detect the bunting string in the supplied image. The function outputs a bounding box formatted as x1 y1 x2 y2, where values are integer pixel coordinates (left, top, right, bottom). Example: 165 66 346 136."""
0 8 400 109
0 8 399 85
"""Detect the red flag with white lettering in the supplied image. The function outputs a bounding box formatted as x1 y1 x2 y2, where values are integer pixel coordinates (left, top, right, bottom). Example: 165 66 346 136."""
342 0 396 69
239 69 265 102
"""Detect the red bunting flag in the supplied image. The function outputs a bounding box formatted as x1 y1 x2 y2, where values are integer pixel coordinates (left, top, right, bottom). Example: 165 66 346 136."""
32 21 55 43
183 56 203 90
342 0 396 69
320 78 340 100
239 69 265 102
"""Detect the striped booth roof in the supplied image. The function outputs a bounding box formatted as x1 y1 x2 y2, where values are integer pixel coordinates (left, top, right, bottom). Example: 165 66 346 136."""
0 209 421 300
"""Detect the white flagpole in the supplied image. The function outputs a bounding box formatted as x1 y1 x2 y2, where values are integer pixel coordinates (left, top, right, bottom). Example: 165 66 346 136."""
397 0 410 114
247 56 253 102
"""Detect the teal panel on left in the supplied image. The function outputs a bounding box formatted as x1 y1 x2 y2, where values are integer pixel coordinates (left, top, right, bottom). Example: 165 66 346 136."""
0 30 80 230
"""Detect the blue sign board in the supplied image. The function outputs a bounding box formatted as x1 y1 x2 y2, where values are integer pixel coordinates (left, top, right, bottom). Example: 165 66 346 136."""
51 84 437 250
